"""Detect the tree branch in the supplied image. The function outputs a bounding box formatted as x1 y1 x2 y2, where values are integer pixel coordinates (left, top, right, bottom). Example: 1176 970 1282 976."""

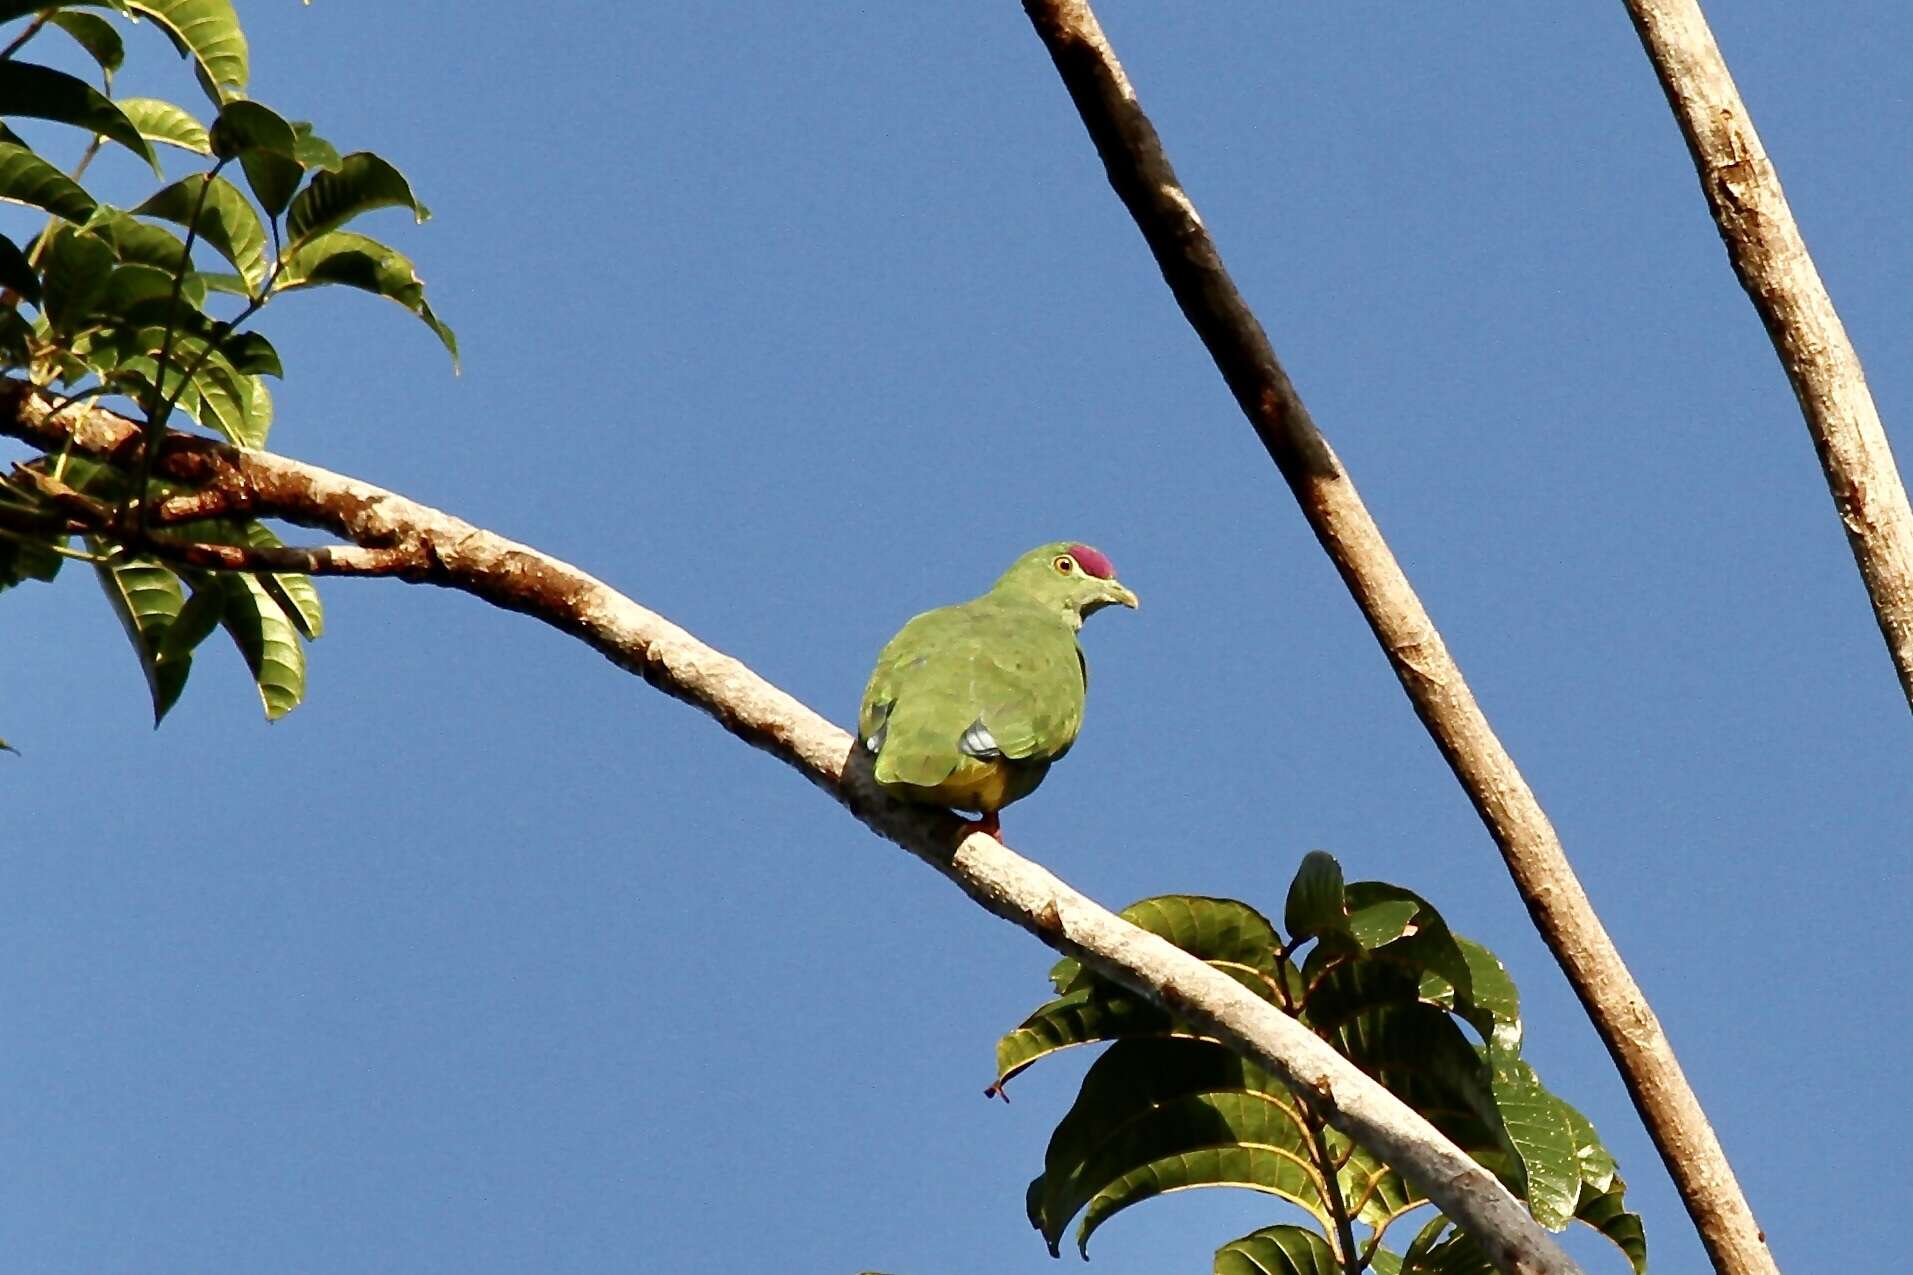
1623 0 1913 721
1016 3 1774 1273
0 377 1581 1275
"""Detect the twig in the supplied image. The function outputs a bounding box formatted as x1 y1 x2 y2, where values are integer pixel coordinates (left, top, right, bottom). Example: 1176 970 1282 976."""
1016 3 1773 1273
1622 0 1913 722
0 379 1584 1275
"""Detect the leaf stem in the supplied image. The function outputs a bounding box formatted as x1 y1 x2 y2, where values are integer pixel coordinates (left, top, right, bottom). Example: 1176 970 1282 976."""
0 14 50 62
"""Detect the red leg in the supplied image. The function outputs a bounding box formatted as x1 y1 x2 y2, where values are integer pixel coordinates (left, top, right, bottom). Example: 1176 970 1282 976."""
960 810 1001 840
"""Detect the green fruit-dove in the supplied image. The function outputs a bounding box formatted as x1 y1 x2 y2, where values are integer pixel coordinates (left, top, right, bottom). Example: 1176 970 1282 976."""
859 542 1137 837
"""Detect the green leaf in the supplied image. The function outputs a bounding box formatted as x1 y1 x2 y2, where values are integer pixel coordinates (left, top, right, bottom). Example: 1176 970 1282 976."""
1487 1054 1579 1230
48 12 126 79
1284 850 1347 944
216 570 304 719
92 549 193 724
1213 1225 1340 1275
277 231 458 367
117 97 209 154
0 230 38 303
0 527 65 590
40 226 116 335
994 987 1181 1089
170 518 322 634
208 99 303 215
0 62 159 173
286 151 429 245
0 306 30 365
1574 1174 1647 1275
1400 1218 1496 1275
39 1 250 103
207 97 295 161
0 140 98 222
155 577 222 665
291 121 340 171
133 173 267 291
239 147 301 219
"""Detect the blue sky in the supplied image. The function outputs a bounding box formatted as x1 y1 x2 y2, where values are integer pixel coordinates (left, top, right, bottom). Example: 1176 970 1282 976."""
4 2 1909 1271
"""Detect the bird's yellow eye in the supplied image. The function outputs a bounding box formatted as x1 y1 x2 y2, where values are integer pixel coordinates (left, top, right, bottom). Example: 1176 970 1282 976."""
1053 555 1076 575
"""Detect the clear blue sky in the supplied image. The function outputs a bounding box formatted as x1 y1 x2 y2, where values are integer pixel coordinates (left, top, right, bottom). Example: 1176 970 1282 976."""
4 2 1908 1271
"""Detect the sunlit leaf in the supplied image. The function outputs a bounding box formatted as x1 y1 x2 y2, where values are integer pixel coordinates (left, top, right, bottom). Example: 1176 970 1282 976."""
116 96 209 154
1488 1053 1578 1230
216 570 304 719
132 173 267 291
0 140 98 222
291 120 340 171
92 548 193 724
1214 1225 1340 1275
0 62 159 172
286 151 429 244
277 230 457 366
38 1 251 103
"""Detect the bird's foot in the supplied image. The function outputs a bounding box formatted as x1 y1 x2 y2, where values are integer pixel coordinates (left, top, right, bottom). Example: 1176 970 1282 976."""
959 811 1002 841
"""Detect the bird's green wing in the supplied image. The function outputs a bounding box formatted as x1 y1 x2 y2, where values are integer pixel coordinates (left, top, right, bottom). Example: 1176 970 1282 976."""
859 598 1085 788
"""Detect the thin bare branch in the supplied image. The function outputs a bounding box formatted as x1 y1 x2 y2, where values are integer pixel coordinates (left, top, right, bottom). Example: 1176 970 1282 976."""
1016 4 1775 1273
0 378 1582 1275
1623 0 1913 720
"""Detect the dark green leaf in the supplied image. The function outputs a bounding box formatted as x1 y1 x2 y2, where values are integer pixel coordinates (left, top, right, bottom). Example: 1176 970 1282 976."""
0 306 30 365
132 173 267 290
116 96 209 154
1213 1225 1340 1275
286 151 429 244
40 226 116 335
1574 1174 1647 1275
92 549 193 724
0 230 38 303
0 527 65 590
0 62 159 172
48 12 126 78
0 140 98 222
277 230 457 367
1284 850 1347 944
207 97 295 161
1400 1218 1496 1275
216 570 304 719
239 147 301 219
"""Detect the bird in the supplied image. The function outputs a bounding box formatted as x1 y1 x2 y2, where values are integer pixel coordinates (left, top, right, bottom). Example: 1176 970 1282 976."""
858 541 1137 839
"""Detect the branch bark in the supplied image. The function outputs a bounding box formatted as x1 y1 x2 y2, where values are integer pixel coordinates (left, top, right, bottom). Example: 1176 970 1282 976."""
1623 0 1913 716
1016 3 1776 1273
0 377 1582 1275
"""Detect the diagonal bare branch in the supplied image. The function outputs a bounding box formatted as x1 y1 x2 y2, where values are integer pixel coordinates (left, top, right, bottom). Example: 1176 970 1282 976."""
1623 0 1913 720
0 376 1583 1275
1016 3 1776 1273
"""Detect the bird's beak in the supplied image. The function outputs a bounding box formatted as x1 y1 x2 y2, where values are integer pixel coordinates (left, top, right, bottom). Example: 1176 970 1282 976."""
1107 582 1139 610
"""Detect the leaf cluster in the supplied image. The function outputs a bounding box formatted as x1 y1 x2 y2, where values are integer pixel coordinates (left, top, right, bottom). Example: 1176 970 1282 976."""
993 853 1647 1274
0 2 452 730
